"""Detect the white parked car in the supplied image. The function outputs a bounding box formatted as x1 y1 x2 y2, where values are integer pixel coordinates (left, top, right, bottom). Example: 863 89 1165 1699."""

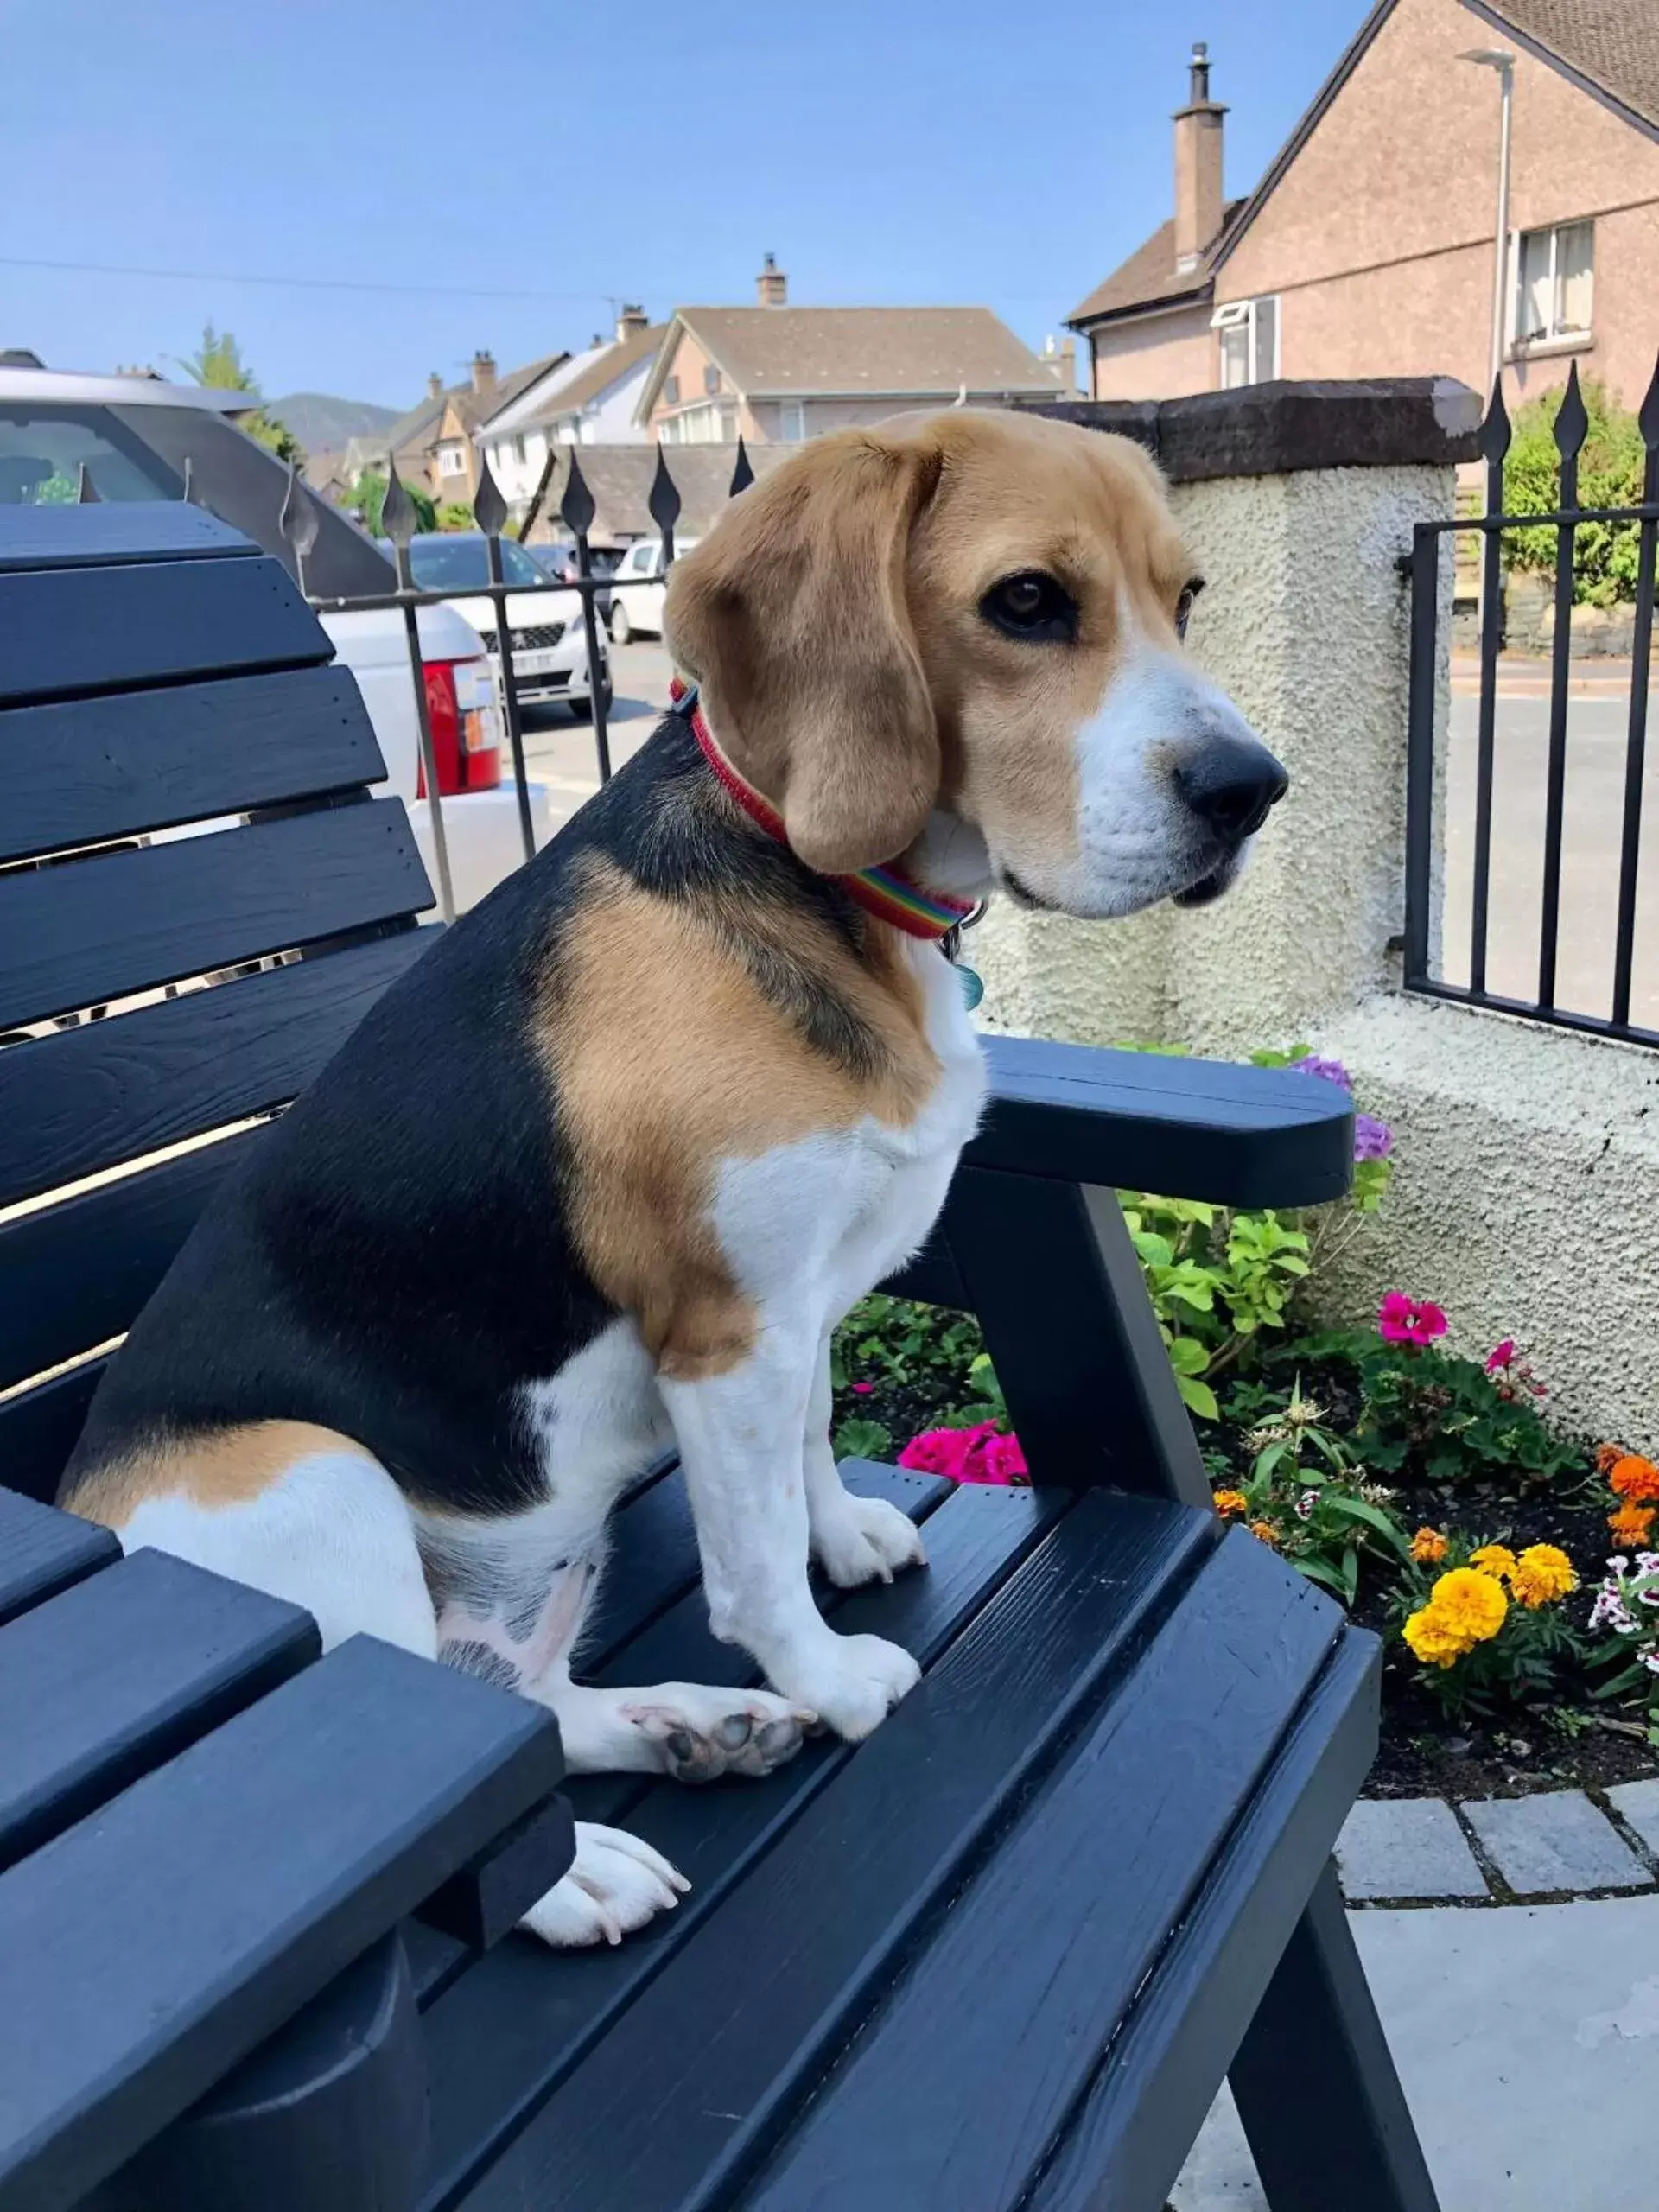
397 532 611 721
0 362 550 914
607 533 698 644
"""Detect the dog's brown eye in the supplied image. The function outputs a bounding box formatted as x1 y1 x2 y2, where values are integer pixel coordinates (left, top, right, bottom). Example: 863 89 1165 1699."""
981 571 1077 644
1176 578 1205 640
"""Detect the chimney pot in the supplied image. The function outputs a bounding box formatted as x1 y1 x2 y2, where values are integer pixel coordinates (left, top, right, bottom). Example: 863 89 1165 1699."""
427 372 443 401
471 349 498 395
1173 41 1227 273
616 303 650 343
756 253 788 308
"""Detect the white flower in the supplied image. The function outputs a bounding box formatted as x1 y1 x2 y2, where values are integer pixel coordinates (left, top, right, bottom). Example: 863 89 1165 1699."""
1295 1490 1319 1520
1636 1553 1659 1573
1643 1651 1659 1675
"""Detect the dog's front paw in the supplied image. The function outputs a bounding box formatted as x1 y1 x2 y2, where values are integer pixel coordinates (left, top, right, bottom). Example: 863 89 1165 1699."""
776 1630 920 1742
521 1822 689 1948
812 1493 928 1589
620 1685 815 1783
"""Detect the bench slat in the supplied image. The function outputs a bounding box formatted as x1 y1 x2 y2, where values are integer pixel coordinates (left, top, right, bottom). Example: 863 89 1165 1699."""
576 1464 701 1675
0 1363 105 1503
0 550 327 705
0 1636 563 2212
741 1533 1344 2210
0 1490 118 1627
0 667 385 864
0 1549 319 1874
0 799 431 1033
428 1488 1205 2212
0 931 429 1210
0 1128 266 1395
1025 1643 1381 2212
0 502 254 573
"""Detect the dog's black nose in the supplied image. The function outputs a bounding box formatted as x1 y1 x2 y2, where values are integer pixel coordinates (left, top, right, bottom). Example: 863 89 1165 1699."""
1175 736 1288 840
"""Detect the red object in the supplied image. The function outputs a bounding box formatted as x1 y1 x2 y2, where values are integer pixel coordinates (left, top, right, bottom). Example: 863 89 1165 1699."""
416 658 501 797
666 675 976 941
1376 1292 1448 1347
898 1422 1028 1486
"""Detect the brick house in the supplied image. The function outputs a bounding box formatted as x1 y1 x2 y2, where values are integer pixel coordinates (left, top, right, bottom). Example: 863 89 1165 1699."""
634 256 1068 444
1069 2 1659 414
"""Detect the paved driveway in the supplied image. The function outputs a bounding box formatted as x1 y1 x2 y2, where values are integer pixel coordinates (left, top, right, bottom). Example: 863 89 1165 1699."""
518 642 674 837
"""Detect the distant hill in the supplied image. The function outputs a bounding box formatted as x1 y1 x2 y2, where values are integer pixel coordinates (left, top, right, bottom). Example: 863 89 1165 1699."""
265 392 399 454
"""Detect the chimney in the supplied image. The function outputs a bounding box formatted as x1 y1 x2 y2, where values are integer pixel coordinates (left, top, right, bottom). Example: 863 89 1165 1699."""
756 252 787 308
1173 41 1227 273
470 349 498 396
427 372 443 401
616 303 650 343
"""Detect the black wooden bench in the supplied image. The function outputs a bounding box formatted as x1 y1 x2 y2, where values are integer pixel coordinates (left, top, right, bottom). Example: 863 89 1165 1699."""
0 505 1440 2212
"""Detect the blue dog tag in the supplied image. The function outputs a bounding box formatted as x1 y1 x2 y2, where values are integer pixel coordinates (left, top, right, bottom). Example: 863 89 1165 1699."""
957 963 985 1012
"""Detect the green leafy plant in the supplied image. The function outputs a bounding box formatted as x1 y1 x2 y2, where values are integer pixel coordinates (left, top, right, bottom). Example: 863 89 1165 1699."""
436 499 474 531
831 1414 893 1461
1211 1381 1412 1605
1287 1327 1580 1490
1504 377 1648 607
831 1294 985 1399
344 469 437 537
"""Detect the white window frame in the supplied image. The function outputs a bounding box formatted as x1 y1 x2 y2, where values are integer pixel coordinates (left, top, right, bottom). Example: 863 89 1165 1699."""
436 442 467 477
1211 296 1279 388
1508 220 1594 353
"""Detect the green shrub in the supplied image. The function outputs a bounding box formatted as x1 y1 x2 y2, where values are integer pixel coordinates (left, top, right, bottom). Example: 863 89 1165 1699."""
1503 378 1648 607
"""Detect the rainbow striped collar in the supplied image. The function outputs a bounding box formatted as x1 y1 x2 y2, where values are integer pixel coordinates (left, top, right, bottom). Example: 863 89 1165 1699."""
668 679 977 943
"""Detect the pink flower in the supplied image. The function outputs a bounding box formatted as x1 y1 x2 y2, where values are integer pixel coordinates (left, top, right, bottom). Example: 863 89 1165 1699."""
1377 1292 1447 1346
898 1422 1027 1486
850 1381 874 1395
1485 1339 1516 1373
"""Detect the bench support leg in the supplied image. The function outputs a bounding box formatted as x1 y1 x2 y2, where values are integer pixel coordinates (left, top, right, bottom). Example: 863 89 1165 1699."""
1228 1863 1441 2212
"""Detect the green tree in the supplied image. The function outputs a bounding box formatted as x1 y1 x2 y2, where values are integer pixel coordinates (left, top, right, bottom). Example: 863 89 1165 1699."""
179 323 305 467
1504 378 1648 607
343 470 436 537
435 499 474 532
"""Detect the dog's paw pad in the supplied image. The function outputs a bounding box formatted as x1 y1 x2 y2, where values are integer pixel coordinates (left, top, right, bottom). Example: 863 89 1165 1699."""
621 1688 813 1783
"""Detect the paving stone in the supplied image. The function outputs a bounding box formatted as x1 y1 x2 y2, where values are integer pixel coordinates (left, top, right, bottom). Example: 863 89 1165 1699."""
1173 1897 1659 2212
1463 1790 1650 1895
1607 1780 1659 1860
1335 1796 1488 1899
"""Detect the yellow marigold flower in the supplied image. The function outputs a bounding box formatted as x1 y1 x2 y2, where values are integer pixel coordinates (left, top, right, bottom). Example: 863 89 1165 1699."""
1469 1544 1517 1584
1427 1567 1509 1643
1403 1605 1470 1669
1510 1544 1577 1608
1247 1519 1281 1548
1608 1502 1656 1546
1410 1526 1449 1564
1212 1489 1249 1519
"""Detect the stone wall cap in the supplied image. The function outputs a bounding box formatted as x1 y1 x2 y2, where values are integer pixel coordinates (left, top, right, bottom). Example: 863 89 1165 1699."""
1017 377 1482 482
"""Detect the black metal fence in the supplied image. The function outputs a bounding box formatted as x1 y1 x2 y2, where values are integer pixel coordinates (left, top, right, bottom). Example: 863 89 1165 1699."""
285 437 757 922
1404 358 1659 1046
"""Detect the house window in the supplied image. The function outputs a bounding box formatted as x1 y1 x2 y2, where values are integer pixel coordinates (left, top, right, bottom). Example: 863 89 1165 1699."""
437 442 467 477
703 365 722 395
779 400 807 442
1213 296 1279 388
664 374 681 405
1513 221 1593 348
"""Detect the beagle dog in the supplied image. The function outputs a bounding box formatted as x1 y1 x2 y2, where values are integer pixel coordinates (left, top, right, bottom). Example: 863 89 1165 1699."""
60 409 1286 1946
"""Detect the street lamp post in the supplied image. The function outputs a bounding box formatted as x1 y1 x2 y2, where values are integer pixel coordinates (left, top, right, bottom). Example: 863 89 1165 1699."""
1460 47 1516 398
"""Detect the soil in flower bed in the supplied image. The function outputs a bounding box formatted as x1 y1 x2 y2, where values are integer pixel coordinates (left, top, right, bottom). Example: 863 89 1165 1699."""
833 1357 1658 1802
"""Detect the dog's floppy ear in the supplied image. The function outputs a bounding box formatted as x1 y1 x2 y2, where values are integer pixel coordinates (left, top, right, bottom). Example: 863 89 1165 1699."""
665 429 942 874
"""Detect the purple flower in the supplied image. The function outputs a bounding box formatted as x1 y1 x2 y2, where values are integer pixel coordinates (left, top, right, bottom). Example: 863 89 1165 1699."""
1290 1053 1353 1092
1352 1113 1393 1163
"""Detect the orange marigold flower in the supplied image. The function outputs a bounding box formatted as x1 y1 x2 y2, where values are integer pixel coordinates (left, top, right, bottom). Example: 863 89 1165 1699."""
1609 1502 1657 1545
1595 1442 1628 1475
1510 1544 1577 1608
1212 1489 1249 1518
1469 1543 1517 1584
1609 1455 1659 1503
1247 1519 1281 1548
1410 1526 1449 1564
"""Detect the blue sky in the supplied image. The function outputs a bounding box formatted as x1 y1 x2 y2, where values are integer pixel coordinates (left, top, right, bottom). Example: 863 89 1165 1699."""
2 0 1375 411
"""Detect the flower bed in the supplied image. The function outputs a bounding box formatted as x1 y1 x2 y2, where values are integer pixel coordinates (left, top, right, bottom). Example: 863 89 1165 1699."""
830 1049 1659 1800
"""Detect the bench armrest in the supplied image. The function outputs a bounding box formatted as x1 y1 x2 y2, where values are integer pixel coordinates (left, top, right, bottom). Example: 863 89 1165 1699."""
969 1037 1354 1210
